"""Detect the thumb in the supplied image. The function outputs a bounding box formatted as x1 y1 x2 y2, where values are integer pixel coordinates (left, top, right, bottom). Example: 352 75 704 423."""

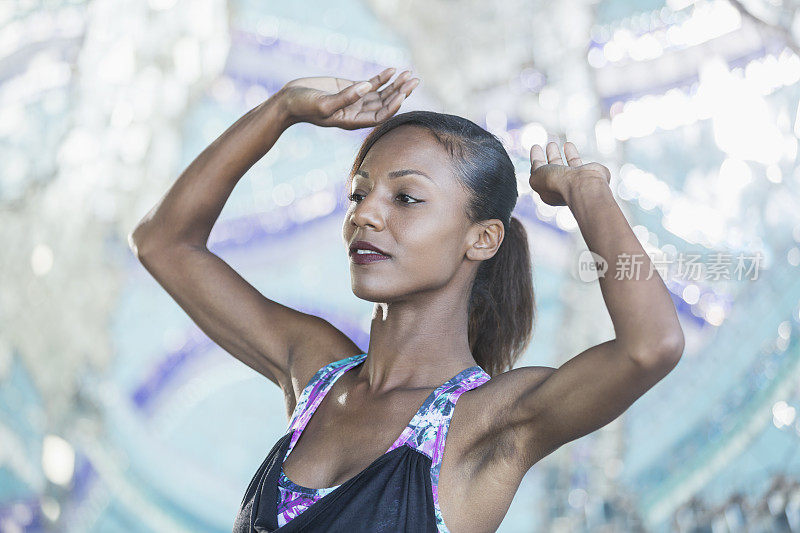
321 81 371 115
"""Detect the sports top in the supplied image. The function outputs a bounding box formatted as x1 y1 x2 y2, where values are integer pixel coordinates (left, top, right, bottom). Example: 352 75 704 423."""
233 352 491 532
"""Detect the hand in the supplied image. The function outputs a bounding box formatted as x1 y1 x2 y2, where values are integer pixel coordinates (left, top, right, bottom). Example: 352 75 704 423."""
529 141 611 206
278 67 420 130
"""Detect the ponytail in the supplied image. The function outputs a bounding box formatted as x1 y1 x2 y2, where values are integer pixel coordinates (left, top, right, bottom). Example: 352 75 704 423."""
468 216 535 376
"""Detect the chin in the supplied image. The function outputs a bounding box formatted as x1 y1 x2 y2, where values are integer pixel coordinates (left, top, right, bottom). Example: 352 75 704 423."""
350 282 392 303
349 273 406 302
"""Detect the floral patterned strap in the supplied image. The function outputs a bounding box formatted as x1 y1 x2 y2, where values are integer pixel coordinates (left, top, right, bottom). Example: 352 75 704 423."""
422 369 492 532
277 353 367 527
286 353 367 433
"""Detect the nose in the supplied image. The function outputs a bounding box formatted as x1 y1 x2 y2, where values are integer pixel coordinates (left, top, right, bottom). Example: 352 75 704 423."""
349 192 385 231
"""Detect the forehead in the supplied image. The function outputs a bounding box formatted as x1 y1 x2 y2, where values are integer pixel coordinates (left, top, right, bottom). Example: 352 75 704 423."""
359 125 455 177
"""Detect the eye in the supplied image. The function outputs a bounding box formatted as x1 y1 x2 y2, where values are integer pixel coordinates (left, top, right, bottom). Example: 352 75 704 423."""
348 192 364 203
396 193 420 204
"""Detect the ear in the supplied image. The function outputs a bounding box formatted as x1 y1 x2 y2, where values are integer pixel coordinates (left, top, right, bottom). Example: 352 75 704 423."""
465 219 505 261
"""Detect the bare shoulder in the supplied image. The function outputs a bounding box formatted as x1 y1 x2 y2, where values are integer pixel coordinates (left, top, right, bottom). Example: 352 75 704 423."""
281 313 364 418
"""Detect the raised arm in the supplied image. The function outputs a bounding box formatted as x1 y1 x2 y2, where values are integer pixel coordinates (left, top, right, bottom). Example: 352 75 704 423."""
128 68 419 412
455 142 684 490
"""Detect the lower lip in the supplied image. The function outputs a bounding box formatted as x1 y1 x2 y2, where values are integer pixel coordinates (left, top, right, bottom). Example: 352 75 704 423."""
350 251 391 264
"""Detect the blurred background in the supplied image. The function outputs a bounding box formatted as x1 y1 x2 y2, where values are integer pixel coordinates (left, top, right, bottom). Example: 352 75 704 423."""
2 0 800 531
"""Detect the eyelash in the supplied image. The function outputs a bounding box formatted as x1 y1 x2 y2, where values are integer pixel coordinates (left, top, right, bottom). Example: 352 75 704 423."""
348 192 421 205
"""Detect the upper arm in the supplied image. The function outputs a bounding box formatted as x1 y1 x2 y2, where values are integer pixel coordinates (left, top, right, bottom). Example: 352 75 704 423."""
133 242 363 406
509 340 682 470
468 339 682 478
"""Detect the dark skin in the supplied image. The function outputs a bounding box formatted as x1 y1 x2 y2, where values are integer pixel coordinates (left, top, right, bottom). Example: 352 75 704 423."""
130 67 685 532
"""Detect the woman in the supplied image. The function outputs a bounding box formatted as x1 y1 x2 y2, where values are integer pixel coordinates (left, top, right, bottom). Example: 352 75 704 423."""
130 67 685 532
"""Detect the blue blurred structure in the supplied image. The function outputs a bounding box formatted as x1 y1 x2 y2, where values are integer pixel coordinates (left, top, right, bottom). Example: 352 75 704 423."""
2 0 800 531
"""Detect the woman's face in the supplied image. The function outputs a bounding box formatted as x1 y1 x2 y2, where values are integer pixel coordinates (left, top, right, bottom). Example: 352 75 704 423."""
342 125 487 303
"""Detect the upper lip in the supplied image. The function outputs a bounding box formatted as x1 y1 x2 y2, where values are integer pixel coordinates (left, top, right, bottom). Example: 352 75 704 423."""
349 240 391 257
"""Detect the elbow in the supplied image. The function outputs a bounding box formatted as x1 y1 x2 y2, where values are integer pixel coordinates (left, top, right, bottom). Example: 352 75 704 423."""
657 324 685 359
128 223 188 261
128 224 171 263
128 218 205 259
626 328 685 370
127 229 142 257
658 331 685 367
128 224 154 261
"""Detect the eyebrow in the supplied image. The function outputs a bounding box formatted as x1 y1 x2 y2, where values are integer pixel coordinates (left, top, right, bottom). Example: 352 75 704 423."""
354 168 435 183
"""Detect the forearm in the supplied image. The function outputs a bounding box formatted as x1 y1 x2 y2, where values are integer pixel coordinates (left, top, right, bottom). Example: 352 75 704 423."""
130 90 293 253
565 177 684 362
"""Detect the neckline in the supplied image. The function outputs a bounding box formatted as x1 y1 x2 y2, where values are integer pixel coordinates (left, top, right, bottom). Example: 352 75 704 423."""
280 353 482 493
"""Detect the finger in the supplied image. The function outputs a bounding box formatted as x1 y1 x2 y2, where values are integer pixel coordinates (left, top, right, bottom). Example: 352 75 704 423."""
545 141 564 165
361 78 417 112
366 67 396 91
530 144 547 171
320 81 372 116
379 70 412 102
564 142 583 167
378 70 411 100
400 77 420 96
375 91 406 122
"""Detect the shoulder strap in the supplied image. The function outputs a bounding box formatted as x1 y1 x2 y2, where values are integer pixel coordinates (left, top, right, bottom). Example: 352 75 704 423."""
428 369 490 464
427 368 490 532
394 367 491 460
286 353 367 432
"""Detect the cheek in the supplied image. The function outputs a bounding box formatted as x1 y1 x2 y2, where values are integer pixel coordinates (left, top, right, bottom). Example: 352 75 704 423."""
342 207 356 238
400 223 464 272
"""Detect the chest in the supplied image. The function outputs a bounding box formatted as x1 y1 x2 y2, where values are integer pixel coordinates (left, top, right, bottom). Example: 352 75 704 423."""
259 358 518 532
282 384 441 489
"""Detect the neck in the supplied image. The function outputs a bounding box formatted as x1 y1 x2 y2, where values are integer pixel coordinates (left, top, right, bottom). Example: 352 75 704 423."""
355 282 477 394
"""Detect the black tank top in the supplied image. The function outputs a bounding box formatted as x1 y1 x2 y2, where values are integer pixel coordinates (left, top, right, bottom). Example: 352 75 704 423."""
232 353 491 532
